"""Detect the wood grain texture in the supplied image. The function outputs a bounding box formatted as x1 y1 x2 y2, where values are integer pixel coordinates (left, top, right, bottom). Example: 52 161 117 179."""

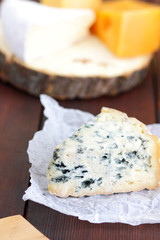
151 0 160 4
26 202 160 240
156 52 160 122
59 66 155 125
0 82 42 218
0 50 150 100
152 51 160 123
147 0 160 123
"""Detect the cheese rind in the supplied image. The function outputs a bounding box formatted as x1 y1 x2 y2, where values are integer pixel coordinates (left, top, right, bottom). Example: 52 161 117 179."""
91 0 160 57
0 0 95 63
48 108 160 198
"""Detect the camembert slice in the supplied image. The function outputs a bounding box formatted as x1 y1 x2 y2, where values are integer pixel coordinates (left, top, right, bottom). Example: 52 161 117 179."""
1 0 95 63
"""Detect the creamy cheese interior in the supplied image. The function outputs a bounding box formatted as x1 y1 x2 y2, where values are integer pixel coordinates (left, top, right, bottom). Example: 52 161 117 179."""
48 109 157 197
32 36 152 77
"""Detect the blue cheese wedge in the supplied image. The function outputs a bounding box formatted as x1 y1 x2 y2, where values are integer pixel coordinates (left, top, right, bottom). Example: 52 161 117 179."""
47 108 160 198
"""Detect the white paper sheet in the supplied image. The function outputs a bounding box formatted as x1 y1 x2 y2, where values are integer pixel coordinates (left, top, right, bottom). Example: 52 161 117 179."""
23 94 160 225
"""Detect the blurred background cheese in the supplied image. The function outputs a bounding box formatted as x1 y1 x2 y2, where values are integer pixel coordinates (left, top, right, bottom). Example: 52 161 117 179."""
91 0 160 57
41 0 101 11
0 0 156 99
0 0 95 64
0 17 152 99
40 0 62 8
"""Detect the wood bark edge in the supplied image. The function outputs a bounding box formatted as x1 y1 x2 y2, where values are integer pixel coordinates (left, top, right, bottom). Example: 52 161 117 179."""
0 51 148 99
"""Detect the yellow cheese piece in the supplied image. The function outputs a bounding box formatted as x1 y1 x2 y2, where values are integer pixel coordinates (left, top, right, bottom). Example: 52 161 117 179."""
91 0 160 57
62 0 101 10
40 0 61 7
41 0 101 10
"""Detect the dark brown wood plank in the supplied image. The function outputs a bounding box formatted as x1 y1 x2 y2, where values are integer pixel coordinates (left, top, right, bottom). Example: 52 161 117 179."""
151 0 160 4
153 51 160 123
27 203 160 240
150 0 160 121
60 66 155 125
156 52 160 122
146 0 160 122
26 66 158 240
0 82 42 218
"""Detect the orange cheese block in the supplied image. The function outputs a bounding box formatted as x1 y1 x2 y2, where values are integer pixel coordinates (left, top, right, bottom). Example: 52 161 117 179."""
91 0 160 57
41 0 101 10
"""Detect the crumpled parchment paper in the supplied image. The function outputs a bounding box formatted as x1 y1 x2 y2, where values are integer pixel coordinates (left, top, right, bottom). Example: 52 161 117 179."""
23 94 160 225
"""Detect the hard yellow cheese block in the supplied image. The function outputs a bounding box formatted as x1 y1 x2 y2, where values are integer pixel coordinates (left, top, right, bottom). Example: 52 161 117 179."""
41 0 101 10
91 0 160 57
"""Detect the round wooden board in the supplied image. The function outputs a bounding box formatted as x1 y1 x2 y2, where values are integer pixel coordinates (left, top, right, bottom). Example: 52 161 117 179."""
0 50 149 100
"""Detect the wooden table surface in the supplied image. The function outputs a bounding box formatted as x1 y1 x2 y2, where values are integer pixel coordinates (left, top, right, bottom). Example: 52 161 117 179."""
0 1 160 239
0 53 159 239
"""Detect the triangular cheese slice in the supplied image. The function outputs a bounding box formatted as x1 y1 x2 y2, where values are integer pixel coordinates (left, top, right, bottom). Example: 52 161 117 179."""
47 108 160 197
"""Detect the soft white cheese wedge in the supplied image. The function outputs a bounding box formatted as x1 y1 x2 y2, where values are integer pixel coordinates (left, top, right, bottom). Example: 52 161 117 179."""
31 35 152 78
0 0 95 64
0 16 151 78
